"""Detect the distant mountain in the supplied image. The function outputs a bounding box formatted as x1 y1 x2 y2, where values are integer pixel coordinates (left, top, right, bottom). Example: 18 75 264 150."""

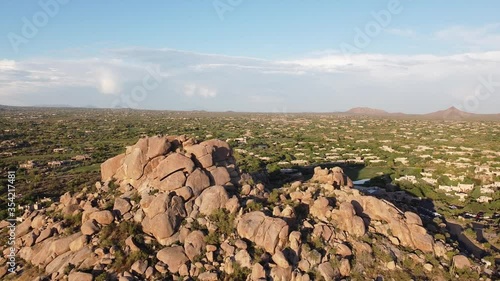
345 107 389 115
423 106 473 120
33 104 75 108
343 106 500 120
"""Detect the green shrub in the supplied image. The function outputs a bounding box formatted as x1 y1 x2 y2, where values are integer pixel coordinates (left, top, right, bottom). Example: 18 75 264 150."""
268 189 280 204
245 201 263 212
208 209 236 237
95 272 109 281
224 262 251 281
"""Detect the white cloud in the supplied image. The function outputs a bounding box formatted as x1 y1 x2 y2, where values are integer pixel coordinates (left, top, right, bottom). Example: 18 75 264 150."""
0 60 16 70
434 23 500 49
386 28 417 38
184 84 217 98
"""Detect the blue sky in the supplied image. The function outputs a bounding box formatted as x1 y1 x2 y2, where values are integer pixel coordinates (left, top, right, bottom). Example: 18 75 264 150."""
1 0 500 113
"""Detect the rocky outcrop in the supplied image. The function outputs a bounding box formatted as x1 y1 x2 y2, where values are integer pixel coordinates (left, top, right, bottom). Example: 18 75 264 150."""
100 135 240 193
4 135 480 281
351 196 435 253
311 166 353 188
330 202 366 237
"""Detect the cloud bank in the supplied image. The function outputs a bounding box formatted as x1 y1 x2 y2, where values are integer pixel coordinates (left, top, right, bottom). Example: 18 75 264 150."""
1 47 499 113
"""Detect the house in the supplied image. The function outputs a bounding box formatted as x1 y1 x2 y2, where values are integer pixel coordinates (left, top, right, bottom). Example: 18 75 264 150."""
480 186 495 194
422 177 437 185
438 185 453 193
394 157 409 165
48 161 63 167
475 165 491 174
395 175 417 184
438 183 474 194
291 160 309 165
20 160 36 169
48 160 70 167
457 184 474 193
477 196 493 203
72 154 91 161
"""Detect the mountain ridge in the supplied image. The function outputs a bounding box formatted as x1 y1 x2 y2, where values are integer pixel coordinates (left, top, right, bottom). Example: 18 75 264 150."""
1 104 499 120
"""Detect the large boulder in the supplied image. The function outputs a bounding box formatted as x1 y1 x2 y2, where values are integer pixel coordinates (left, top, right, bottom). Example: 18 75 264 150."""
200 139 232 162
151 153 195 180
184 231 206 261
184 144 213 168
113 197 132 216
146 135 171 159
143 210 180 242
208 166 231 186
157 246 189 273
156 170 186 191
195 185 229 215
142 194 186 242
453 255 471 270
237 211 289 254
330 202 366 237
101 154 125 181
309 197 332 222
89 210 114 225
123 143 147 180
49 233 83 257
186 168 211 195
81 219 100 235
68 272 93 281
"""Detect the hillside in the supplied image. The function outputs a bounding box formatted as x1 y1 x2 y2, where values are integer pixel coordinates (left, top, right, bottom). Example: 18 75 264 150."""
345 107 389 116
1 135 489 281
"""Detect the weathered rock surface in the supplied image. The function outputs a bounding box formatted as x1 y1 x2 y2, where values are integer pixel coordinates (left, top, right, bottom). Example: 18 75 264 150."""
156 245 189 273
68 271 93 281
184 230 206 261
312 166 353 188
237 211 289 254
195 185 229 215
6 136 475 281
330 202 366 237
452 255 471 269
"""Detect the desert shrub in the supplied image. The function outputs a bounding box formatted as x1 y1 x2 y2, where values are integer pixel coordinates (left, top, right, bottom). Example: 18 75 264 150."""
245 201 263 212
208 209 236 237
95 272 110 281
113 249 148 272
100 221 142 248
268 189 280 204
223 262 251 281
203 209 236 244
204 232 220 245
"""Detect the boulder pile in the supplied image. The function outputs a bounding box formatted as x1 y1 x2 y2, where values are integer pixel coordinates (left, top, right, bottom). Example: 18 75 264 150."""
0 135 480 280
